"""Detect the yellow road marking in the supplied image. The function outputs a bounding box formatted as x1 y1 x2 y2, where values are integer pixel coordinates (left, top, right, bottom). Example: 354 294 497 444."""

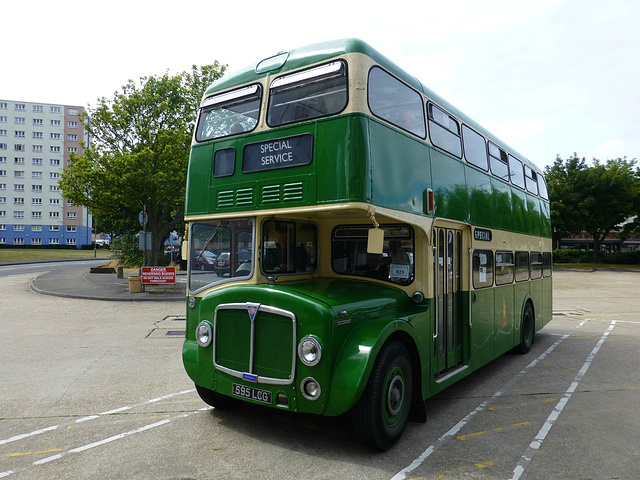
7 448 62 457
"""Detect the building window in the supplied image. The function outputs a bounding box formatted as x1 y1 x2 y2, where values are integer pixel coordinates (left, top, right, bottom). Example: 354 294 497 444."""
33 105 43 113
33 119 43 126
66 212 77 219
50 120 61 126
68 121 79 128
50 106 61 113
15 104 25 111
14 131 25 138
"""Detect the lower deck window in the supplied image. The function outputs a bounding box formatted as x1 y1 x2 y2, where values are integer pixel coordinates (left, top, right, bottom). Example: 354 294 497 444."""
261 219 318 274
331 224 414 285
473 250 494 288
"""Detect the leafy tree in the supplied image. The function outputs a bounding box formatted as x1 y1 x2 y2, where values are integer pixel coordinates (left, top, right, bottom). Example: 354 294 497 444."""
60 64 226 265
546 154 640 261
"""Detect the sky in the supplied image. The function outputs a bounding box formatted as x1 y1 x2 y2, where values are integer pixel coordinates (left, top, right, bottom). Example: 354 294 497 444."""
3 0 639 171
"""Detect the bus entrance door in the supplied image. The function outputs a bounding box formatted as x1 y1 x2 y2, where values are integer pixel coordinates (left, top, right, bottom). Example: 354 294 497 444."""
433 228 464 379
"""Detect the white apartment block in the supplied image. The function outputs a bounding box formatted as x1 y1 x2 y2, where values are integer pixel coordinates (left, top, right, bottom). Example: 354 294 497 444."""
0 99 91 247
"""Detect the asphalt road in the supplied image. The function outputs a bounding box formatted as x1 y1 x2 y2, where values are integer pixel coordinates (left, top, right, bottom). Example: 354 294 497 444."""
0 269 638 479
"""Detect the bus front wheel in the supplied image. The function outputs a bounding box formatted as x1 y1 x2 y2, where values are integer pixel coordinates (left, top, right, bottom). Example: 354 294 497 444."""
517 303 535 354
195 384 238 410
352 341 413 450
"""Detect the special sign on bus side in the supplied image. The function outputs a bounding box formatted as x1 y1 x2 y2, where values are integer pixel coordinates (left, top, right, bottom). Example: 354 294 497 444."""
260 139 294 166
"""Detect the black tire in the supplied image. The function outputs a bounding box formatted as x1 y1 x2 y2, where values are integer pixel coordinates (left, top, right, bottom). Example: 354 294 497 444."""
195 384 238 410
517 303 535 354
352 342 413 450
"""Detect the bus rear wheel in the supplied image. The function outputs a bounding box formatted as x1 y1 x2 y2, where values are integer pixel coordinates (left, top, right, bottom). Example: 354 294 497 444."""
352 341 413 450
195 384 238 410
517 303 535 354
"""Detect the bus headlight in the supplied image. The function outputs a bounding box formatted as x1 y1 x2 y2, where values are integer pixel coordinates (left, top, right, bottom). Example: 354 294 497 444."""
196 321 212 347
298 336 322 366
301 377 321 400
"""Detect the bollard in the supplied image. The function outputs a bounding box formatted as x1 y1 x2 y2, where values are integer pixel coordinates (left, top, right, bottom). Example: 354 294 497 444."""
117 266 124 279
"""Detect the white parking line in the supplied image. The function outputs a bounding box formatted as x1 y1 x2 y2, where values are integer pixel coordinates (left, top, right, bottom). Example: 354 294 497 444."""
510 320 616 480
33 416 186 466
390 330 574 480
0 389 195 448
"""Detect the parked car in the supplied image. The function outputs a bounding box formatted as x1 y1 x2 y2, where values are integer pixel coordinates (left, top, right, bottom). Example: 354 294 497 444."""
193 250 218 271
214 249 252 276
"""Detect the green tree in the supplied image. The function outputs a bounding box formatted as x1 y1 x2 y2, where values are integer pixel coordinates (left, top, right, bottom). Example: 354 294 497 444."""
546 154 640 262
60 64 226 265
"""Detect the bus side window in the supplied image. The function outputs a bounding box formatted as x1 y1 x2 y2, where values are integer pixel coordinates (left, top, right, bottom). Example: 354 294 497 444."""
462 125 488 170
428 103 462 158
368 66 426 138
495 251 514 285
488 142 509 181
524 165 539 195
508 155 525 189
472 250 494 288
530 252 543 279
515 251 529 282
542 252 552 277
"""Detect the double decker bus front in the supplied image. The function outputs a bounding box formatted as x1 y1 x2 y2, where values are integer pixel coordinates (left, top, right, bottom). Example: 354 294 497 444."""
182 42 425 451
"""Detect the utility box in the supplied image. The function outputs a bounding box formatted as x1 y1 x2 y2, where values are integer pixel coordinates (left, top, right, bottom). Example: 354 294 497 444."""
128 276 142 293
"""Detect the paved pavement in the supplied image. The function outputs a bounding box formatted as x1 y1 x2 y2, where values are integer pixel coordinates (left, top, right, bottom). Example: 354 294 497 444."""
22 259 186 302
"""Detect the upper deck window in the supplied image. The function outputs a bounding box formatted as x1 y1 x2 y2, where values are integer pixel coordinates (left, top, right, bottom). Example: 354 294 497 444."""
488 142 509 181
538 174 549 200
524 165 539 195
462 125 488 170
368 67 426 138
267 61 348 127
508 155 525 189
195 84 262 142
428 103 462 158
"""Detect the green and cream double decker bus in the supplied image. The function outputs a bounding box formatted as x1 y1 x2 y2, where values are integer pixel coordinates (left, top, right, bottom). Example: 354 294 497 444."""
182 38 552 450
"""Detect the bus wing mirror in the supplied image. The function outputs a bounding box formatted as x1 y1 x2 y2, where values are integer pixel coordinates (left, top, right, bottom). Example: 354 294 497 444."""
367 227 384 254
181 240 189 261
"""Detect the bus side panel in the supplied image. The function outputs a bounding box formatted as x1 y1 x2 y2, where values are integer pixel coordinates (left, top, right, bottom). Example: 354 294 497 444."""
185 143 213 216
465 166 493 228
494 284 516 357
541 276 553 329
316 115 371 204
429 149 468 223
492 179 513 232
470 288 495 369
530 278 544 331
368 120 434 215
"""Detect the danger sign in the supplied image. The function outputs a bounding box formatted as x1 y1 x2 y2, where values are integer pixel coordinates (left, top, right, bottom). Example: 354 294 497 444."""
141 266 176 284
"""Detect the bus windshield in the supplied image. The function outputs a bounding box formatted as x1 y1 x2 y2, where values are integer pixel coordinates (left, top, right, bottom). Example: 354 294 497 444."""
189 219 254 292
195 84 262 142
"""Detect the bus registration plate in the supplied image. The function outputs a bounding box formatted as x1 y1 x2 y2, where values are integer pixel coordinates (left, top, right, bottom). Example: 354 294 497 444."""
232 383 272 404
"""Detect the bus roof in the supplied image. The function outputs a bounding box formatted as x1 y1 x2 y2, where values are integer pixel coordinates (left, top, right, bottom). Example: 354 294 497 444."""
204 38 542 173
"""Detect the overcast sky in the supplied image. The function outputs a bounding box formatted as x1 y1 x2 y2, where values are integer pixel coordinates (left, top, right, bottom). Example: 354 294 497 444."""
3 0 638 171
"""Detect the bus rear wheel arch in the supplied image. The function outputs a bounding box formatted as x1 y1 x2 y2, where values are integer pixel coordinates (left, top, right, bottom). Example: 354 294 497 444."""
351 341 413 450
517 302 535 354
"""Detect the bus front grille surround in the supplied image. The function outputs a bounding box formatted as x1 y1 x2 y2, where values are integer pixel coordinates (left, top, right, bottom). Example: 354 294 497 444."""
213 302 297 386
